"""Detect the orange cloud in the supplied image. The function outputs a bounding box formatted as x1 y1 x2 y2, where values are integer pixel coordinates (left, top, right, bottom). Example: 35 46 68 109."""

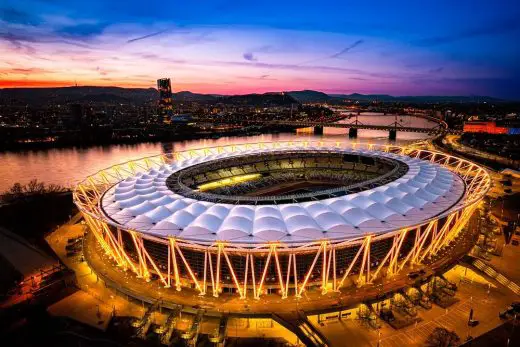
0 79 76 88
0 79 151 88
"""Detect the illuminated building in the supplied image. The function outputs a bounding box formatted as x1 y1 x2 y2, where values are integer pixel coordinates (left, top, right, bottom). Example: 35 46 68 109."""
74 141 489 302
463 121 520 135
157 78 173 122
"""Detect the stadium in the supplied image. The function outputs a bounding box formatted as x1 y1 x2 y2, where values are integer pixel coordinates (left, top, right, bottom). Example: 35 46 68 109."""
73 141 490 303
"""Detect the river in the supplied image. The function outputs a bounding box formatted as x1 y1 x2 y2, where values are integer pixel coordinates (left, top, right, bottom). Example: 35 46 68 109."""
0 114 437 192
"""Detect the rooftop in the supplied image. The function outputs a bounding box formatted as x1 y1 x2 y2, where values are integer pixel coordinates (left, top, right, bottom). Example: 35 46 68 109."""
100 146 466 246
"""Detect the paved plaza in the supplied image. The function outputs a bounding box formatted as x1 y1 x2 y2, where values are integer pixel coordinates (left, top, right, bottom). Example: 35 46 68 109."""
311 263 519 346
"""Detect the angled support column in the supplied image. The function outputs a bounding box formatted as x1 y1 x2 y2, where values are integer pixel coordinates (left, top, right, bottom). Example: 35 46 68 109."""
284 252 293 299
243 253 249 298
130 231 149 279
337 239 366 290
167 242 171 288
100 223 136 272
357 235 372 286
407 220 437 266
175 242 203 294
434 205 477 253
208 251 218 297
110 228 138 275
139 240 168 287
249 254 257 299
388 229 408 276
297 243 323 297
292 254 299 297
420 214 456 261
272 245 286 299
321 241 328 294
255 246 273 299
332 247 337 292
84 215 113 258
371 229 408 282
216 244 223 296
202 251 208 295
324 243 333 294
168 238 181 291
222 248 245 298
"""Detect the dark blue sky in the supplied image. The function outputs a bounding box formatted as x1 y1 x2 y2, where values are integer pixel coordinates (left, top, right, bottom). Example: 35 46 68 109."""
1 0 519 98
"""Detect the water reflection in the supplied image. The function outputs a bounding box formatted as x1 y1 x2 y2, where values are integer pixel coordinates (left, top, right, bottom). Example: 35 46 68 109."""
0 114 436 192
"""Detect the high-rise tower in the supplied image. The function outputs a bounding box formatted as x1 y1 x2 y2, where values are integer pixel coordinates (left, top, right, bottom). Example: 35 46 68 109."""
157 78 173 122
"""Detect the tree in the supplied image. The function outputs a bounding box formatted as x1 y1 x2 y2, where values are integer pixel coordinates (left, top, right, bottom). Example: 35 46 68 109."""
0 180 67 203
25 179 45 195
426 327 461 347
8 183 23 196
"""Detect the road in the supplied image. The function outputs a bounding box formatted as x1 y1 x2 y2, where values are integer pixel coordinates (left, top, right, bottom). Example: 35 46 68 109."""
443 135 520 169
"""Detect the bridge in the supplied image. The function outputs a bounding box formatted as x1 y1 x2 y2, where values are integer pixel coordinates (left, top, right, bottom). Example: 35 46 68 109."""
0 113 455 146
195 113 452 139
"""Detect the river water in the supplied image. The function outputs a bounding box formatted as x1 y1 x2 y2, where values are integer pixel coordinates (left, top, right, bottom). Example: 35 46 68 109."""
0 114 437 192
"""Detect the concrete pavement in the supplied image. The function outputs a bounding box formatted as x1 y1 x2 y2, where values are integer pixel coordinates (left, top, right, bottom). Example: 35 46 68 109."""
312 265 517 347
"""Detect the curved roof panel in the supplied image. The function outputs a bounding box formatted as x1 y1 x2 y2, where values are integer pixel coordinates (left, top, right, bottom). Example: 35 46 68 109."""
100 147 465 245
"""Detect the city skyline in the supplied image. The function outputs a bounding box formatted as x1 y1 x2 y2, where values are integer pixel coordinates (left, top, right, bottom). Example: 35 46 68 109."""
1 0 520 99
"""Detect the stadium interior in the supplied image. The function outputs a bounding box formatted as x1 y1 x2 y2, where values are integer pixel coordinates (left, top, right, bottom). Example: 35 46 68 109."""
167 151 408 204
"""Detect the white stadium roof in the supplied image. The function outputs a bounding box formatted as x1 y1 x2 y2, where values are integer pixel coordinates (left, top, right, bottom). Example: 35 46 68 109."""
100 146 465 245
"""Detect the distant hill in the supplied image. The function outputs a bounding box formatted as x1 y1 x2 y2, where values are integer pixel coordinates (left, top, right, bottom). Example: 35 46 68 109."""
287 90 505 103
0 86 158 105
287 90 331 102
330 93 504 103
74 93 134 103
0 87 298 106
0 86 508 105
174 91 216 102
217 92 299 106
330 93 395 102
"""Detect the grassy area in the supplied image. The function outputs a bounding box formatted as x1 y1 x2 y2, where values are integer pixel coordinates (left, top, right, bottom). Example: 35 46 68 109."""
0 192 75 240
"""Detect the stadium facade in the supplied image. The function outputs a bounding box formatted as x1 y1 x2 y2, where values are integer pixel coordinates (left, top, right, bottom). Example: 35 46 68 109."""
74 141 490 300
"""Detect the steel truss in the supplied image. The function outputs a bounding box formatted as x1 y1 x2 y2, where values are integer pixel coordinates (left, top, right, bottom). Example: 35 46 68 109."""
75 141 490 299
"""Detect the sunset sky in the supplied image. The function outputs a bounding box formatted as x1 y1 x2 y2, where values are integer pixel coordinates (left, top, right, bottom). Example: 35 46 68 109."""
1 0 519 98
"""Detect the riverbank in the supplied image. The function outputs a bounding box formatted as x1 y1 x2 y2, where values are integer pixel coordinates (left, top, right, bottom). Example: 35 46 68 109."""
0 124 291 152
